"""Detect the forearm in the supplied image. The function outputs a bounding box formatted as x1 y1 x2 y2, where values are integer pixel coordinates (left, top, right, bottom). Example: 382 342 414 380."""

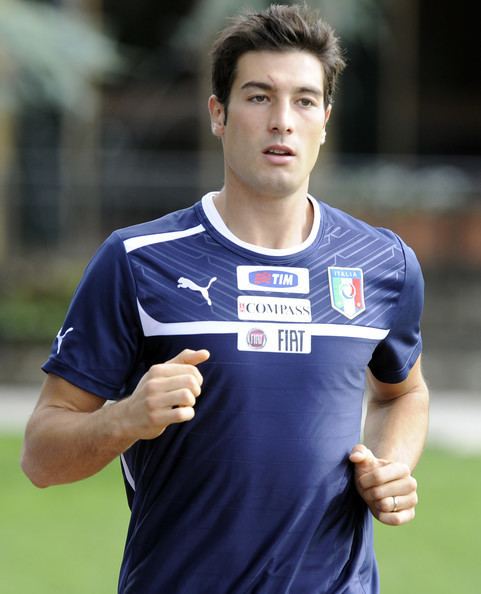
363 382 429 471
22 351 209 488
21 399 136 488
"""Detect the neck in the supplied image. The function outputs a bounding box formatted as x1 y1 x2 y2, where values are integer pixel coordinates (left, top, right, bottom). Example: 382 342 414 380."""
213 184 314 250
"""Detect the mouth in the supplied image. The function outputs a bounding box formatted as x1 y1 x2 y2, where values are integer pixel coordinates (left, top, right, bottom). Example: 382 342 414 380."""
263 144 295 157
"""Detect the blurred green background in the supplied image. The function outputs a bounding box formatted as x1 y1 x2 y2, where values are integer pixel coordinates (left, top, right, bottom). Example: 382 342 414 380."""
2 436 480 593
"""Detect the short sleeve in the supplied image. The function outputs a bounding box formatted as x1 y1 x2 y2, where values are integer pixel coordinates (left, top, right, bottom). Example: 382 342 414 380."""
368 238 424 384
42 232 142 399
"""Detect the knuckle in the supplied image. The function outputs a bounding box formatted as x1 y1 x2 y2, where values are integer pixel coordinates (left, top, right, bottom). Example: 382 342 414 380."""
148 363 164 376
391 513 403 526
175 407 195 422
144 379 160 398
184 374 199 392
179 389 196 406
380 498 392 512
145 393 158 412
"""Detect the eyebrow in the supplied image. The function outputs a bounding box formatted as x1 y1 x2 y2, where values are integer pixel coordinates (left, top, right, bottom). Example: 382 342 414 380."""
240 81 323 97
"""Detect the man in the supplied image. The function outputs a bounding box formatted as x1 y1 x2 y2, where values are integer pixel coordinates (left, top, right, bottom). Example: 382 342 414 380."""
22 4 429 593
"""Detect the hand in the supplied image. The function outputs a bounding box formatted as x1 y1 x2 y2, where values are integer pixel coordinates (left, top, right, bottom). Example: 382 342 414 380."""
122 349 210 441
349 444 418 526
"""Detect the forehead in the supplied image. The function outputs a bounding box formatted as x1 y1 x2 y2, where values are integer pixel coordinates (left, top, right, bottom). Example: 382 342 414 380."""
232 50 325 92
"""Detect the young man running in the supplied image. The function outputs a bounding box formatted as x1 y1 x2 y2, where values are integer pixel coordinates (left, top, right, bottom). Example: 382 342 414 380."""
22 5 429 593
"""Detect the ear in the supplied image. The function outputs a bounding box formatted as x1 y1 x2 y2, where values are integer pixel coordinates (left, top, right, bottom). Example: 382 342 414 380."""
208 95 226 138
324 104 332 128
321 104 332 145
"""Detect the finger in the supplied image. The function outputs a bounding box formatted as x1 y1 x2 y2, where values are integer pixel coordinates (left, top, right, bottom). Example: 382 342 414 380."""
349 444 376 466
349 445 389 479
164 388 198 409
365 475 418 503
149 363 205 386
152 374 203 398
377 507 416 526
358 462 412 490
162 405 196 425
167 349 210 367
376 492 418 514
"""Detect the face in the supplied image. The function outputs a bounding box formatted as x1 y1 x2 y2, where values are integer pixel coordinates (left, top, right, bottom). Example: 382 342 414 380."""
209 50 331 200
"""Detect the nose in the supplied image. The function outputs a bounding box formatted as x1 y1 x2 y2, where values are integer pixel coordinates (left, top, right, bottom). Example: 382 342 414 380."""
268 99 293 135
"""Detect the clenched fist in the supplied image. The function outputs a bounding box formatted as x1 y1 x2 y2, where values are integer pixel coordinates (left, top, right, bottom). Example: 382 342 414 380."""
350 444 418 526
122 349 210 441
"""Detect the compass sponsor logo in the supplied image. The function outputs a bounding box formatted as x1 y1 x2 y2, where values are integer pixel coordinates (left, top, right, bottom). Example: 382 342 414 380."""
238 323 311 354
237 266 309 293
238 296 311 322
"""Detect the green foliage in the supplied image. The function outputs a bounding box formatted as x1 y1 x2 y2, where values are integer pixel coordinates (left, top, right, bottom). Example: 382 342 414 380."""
0 294 69 342
0 0 122 117
1 437 480 593
0 262 83 342
171 0 381 51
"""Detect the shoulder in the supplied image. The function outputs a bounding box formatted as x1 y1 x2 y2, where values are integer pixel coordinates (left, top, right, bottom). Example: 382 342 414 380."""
318 199 420 269
318 199 398 244
114 203 201 245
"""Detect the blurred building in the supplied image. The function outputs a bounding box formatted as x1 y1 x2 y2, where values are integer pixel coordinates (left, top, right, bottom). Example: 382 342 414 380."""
0 0 479 389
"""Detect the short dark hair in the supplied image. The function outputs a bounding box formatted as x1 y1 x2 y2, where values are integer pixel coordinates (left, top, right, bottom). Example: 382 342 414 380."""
211 3 346 112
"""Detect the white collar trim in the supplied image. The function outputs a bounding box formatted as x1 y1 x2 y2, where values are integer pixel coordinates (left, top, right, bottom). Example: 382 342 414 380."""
201 192 320 257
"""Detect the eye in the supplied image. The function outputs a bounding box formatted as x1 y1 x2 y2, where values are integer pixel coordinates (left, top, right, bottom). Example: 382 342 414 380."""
249 95 269 104
298 97 316 108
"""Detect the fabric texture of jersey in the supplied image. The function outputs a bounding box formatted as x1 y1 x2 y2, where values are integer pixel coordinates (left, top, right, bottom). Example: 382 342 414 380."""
43 193 424 594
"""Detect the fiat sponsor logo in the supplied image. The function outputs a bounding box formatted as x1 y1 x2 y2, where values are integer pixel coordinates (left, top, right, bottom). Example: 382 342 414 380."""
246 328 267 349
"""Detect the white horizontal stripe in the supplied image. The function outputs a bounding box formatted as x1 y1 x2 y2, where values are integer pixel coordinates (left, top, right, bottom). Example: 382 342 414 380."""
123 224 205 253
120 454 135 491
311 324 389 340
138 302 389 340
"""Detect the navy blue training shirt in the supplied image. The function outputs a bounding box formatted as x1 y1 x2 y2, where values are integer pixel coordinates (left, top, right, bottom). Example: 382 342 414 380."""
43 194 424 593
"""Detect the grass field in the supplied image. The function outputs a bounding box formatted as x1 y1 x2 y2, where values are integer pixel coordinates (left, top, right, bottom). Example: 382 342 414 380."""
1 435 480 593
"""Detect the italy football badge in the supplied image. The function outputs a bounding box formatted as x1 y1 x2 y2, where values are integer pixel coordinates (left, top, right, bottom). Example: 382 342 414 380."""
328 267 366 320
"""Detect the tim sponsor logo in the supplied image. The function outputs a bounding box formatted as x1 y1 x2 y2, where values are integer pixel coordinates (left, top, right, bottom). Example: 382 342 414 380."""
237 266 310 293
238 296 311 322
249 270 298 288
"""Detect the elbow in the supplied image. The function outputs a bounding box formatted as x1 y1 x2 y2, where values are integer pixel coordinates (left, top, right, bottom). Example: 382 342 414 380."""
20 444 52 489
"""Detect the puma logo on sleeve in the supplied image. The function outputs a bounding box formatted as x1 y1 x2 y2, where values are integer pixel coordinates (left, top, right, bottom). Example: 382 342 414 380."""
56 327 74 354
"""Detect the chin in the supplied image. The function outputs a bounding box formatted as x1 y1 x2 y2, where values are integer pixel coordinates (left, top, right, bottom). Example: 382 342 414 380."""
260 179 305 199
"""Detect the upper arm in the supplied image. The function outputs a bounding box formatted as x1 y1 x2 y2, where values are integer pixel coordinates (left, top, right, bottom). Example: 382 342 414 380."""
368 238 424 384
41 232 142 400
367 355 428 403
33 374 106 416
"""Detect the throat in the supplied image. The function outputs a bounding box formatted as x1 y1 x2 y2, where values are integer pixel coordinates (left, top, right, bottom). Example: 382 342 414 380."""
213 191 314 249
